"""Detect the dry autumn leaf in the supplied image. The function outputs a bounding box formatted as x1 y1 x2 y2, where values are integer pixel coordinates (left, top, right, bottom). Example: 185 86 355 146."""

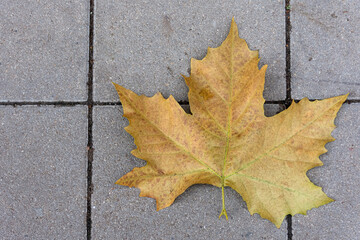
113 19 347 227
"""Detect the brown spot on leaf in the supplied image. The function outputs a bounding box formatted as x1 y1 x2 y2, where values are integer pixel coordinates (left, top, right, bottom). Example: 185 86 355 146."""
199 87 214 100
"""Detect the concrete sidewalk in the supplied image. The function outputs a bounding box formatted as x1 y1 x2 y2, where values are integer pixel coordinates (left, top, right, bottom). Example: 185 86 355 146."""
1 0 359 239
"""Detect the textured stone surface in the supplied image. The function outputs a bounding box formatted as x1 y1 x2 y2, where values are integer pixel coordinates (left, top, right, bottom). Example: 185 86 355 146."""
92 105 287 239
0 0 88 101
0 106 88 239
291 1 360 99
293 104 360 239
94 0 286 102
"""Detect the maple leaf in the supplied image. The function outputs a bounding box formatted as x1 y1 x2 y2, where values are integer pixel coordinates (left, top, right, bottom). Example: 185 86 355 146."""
113 19 347 227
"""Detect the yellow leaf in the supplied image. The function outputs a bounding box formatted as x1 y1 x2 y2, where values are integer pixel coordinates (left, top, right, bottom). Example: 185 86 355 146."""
113 19 347 227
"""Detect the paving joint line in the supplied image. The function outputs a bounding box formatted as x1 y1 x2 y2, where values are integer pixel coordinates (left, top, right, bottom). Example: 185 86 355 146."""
285 0 292 110
0 101 87 106
0 99 358 107
285 0 293 239
86 0 95 239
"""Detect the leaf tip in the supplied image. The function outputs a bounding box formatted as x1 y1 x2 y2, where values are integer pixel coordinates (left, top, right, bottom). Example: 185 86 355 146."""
331 93 349 104
112 82 129 98
230 16 239 35
260 64 268 72
230 17 236 29
341 92 349 102
275 221 282 229
115 178 124 186
180 73 188 79
155 199 172 211
231 16 239 29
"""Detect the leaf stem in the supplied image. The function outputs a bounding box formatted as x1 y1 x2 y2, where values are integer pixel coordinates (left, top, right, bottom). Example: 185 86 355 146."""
218 179 228 220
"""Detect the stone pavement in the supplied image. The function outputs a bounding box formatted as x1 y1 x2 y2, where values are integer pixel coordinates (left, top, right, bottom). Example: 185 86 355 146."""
1 0 359 239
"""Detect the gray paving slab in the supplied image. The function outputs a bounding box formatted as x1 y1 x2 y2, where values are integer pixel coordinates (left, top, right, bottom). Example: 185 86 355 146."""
94 0 286 102
293 104 360 239
92 104 287 240
0 106 88 239
0 1 88 101
291 1 360 100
